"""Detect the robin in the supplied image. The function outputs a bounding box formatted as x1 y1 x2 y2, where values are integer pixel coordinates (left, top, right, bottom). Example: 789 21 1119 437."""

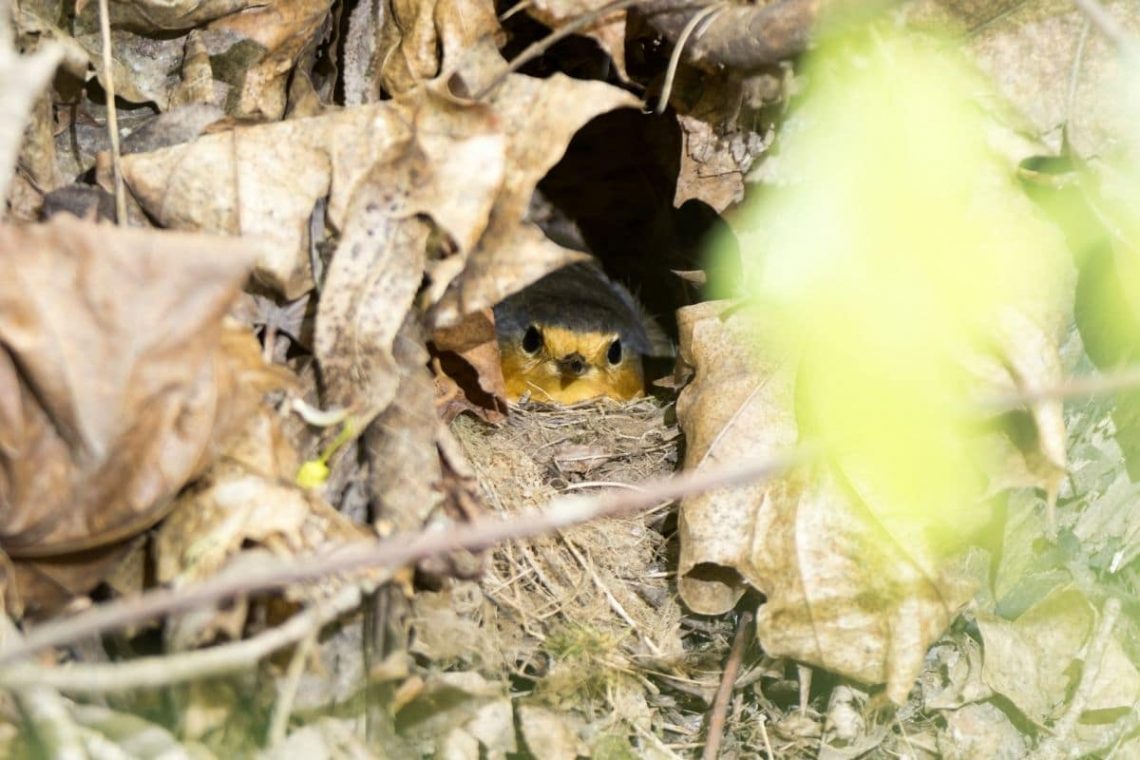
494 263 658 404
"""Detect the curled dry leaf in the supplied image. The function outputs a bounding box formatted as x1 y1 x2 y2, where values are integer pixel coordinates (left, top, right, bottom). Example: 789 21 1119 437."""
0 217 280 613
313 86 506 417
675 301 977 704
366 316 446 533
429 45 639 325
374 0 500 97
40 0 332 117
201 0 333 120
430 308 506 423
123 87 503 300
675 301 797 614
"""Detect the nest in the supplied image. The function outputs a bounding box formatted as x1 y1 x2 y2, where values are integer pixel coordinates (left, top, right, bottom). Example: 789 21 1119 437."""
413 397 731 745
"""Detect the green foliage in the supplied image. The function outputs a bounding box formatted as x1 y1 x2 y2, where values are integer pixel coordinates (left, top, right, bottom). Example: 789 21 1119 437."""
729 26 1073 554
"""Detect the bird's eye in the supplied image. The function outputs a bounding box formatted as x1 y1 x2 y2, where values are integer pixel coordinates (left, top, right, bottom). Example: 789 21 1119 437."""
607 338 622 365
522 325 542 354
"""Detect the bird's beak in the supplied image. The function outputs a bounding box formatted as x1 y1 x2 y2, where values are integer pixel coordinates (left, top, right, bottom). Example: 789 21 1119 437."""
556 352 588 378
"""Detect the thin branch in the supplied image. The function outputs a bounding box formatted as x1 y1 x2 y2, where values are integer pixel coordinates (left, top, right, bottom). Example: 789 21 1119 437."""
0 615 84 759
977 365 1140 412
1 450 803 665
1072 0 1130 49
562 536 663 657
96 0 127 225
656 2 727 114
472 0 653 100
0 585 362 693
267 626 319 747
702 610 752 760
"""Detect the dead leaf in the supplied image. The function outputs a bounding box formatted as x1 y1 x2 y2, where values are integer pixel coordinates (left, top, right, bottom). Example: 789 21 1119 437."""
365 316 445 533
978 587 1140 725
313 87 506 417
430 46 638 325
0 218 262 555
675 301 798 614
202 0 333 120
751 469 978 705
905 0 1140 157
675 301 978 703
430 309 506 423
92 0 257 31
375 0 500 97
0 218 287 614
123 88 504 300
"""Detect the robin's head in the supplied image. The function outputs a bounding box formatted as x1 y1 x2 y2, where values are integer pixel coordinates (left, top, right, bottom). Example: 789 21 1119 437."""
494 264 655 404
499 321 645 403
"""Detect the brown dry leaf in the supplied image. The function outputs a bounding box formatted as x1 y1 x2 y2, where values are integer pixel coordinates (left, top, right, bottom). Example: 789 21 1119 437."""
429 45 639 325
0 218 256 555
675 301 977 703
365 317 446 533
313 88 506 417
201 0 332 120
430 309 506 423
93 0 254 31
0 218 281 613
527 0 629 80
675 301 798 613
122 88 503 300
374 0 500 97
154 404 369 648
906 0 1140 158
977 586 1140 724
670 70 777 212
54 0 332 117
752 469 978 706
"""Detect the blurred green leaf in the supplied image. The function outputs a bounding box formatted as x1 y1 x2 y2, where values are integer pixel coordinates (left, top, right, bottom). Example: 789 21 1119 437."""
729 26 1073 558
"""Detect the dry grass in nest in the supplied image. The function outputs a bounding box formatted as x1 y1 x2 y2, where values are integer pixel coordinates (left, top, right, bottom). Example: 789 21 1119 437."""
410 398 825 756
433 397 732 740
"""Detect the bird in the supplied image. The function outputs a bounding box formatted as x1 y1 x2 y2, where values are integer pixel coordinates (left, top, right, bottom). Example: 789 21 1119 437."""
493 263 656 404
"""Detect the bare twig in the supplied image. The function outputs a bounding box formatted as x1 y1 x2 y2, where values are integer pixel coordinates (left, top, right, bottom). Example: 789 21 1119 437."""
96 0 127 225
0 616 84 759
1072 0 1131 48
473 0 650 100
1030 597 1123 760
977 365 1140 412
0 585 362 693
797 663 812 713
562 536 664 656
702 610 752 760
644 0 826 72
758 713 775 760
267 627 319 747
1 451 802 665
655 2 728 114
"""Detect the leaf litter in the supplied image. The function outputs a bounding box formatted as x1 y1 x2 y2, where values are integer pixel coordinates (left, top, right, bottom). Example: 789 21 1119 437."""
1 0 1140 757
